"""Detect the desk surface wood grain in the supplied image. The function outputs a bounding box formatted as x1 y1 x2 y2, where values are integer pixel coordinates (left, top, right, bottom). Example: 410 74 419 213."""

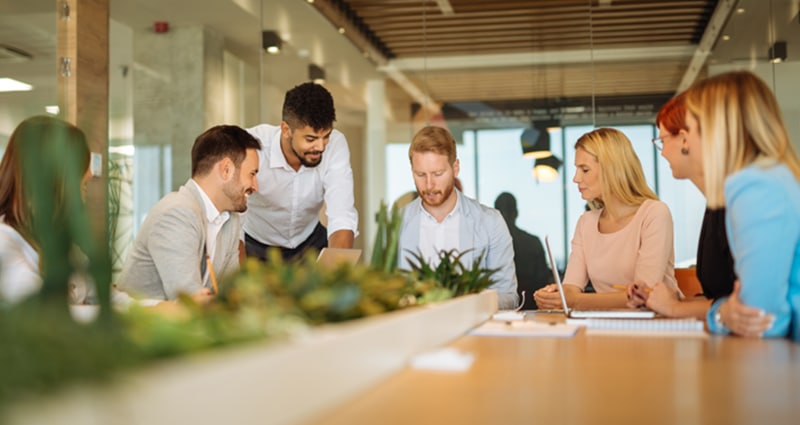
306 316 800 425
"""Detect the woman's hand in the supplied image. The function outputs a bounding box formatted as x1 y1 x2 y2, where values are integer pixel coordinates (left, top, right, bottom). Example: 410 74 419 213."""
718 280 774 337
626 281 650 308
644 282 680 316
533 284 564 310
625 281 650 308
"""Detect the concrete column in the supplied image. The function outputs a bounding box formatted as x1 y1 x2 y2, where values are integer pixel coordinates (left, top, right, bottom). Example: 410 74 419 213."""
364 79 387 260
132 25 225 193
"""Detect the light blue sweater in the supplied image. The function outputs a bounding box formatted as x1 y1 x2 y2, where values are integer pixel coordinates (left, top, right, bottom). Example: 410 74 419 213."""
707 162 800 341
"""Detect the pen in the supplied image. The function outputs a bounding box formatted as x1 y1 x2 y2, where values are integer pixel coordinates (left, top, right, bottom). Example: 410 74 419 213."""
206 255 219 295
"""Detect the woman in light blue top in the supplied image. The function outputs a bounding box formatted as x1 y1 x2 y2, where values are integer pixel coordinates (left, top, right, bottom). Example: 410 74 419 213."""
684 71 800 340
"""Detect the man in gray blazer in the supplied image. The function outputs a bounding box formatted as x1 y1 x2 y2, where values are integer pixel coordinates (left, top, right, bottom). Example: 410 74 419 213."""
117 125 261 302
397 126 519 310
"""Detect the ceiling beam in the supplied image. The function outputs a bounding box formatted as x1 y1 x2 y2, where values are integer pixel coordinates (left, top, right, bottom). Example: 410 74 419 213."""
384 45 695 71
311 0 438 113
676 0 737 92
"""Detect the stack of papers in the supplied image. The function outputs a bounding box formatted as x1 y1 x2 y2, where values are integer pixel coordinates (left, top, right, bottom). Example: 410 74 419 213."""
469 320 579 338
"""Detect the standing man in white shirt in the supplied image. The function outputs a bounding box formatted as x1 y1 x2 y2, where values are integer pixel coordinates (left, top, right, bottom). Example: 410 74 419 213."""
244 82 358 261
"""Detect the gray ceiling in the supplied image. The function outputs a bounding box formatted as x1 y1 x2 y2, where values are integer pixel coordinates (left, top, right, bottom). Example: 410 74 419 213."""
1 0 798 122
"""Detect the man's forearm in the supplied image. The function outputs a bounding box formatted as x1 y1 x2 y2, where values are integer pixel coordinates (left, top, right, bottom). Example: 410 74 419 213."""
329 229 355 249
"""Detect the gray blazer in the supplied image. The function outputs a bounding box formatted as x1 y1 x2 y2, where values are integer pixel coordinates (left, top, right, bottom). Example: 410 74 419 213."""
397 190 519 310
117 180 241 300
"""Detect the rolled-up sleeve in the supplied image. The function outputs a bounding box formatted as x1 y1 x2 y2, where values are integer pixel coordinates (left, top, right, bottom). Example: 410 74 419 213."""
322 132 359 238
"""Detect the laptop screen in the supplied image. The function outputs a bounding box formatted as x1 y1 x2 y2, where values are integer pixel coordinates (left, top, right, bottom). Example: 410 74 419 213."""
544 236 570 313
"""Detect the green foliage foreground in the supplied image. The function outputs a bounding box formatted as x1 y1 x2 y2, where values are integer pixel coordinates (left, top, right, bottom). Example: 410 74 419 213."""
0 193 497 412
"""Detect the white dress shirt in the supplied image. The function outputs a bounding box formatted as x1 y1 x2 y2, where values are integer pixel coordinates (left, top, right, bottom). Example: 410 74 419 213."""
190 179 230 270
243 124 358 249
418 198 461 268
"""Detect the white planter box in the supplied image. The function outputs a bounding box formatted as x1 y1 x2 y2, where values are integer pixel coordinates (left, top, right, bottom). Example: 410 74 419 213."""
6 290 497 425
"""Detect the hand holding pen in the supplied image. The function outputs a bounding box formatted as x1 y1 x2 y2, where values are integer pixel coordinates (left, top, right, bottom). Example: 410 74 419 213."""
615 281 651 308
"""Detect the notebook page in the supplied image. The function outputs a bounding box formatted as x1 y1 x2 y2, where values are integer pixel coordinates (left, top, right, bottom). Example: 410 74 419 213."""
567 318 707 337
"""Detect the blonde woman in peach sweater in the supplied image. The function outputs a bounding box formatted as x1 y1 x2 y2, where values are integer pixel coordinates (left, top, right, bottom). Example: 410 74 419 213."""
534 128 677 310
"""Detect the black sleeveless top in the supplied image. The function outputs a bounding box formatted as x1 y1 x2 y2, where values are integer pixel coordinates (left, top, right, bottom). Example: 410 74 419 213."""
695 208 736 299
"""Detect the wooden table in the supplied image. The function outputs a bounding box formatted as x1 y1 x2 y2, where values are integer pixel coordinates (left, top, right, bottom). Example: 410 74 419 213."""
305 315 800 425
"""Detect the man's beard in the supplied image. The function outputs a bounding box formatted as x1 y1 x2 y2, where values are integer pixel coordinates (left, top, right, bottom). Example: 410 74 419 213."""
419 181 454 208
223 179 249 213
292 144 323 168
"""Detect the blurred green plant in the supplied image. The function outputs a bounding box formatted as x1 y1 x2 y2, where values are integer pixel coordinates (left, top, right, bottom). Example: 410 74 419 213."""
0 120 135 408
0 155 492 415
370 201 402 273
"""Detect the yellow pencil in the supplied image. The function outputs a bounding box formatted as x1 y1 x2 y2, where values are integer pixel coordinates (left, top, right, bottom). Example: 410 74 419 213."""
206 255 219 295
613 284 651 292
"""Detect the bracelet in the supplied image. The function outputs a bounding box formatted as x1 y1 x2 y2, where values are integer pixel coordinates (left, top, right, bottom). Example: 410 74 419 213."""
713 309 724 329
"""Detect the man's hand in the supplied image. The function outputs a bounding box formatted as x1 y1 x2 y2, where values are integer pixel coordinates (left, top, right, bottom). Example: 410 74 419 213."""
191 287 214 305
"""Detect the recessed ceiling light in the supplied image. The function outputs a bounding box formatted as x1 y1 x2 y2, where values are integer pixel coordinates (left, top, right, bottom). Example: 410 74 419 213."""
45 105 60 115
338 27 346 34
0 77 33 92
736 8 745 14
722 35 731 41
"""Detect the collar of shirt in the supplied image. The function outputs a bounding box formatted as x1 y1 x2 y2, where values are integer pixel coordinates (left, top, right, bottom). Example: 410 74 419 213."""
268 127 306 173
190 179 230 271
418 189 461 223
190 179 230 226
418 194 461 267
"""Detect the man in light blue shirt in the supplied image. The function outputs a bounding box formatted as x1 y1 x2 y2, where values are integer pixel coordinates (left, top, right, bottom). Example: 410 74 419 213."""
396 126 519 310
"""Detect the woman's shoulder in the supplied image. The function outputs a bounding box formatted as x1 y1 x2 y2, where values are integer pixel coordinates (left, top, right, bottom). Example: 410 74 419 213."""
638 198 671 218
577 206 602 225
727 161 796 189
0 220 26 244
0 221 36 258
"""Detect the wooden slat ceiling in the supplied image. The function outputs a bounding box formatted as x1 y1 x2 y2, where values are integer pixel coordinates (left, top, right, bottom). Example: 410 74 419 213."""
311 0 718 103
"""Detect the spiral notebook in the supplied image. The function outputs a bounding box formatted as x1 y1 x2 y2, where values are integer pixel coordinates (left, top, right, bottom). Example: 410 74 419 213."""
567 318 707 337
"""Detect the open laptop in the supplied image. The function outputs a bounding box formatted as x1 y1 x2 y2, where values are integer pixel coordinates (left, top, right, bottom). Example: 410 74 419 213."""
544 236 656 319
316 247 362 269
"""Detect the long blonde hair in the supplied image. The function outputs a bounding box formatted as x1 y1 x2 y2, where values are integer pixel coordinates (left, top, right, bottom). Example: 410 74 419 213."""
575 128 657 214
685 71 800 208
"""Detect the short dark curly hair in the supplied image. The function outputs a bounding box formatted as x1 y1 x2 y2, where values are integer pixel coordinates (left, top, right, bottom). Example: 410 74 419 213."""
282 82 336 131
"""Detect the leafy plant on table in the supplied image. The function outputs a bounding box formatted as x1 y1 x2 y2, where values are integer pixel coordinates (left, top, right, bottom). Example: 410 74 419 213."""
405 249 498 302
221 249 432 326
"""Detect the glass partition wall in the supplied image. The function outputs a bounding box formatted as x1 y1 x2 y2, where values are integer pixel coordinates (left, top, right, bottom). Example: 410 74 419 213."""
0 0 797 280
